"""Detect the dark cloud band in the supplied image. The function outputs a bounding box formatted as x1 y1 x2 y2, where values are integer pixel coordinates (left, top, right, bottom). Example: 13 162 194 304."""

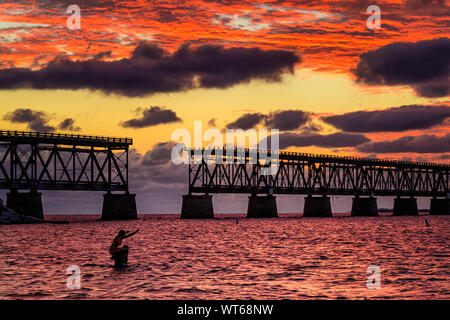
121 106 181 128
3 108 54 132
272 132 369 149
322 104 450 132
226 109 311 131
353 37 450 97
226 113 267 130
357 134 450 154
0 42 300 97
3 108 81 132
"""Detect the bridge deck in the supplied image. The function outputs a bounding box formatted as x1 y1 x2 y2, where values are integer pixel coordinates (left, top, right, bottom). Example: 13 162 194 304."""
0 130 132 147
188 148 450 197
188 148 450 169
0 130 131 191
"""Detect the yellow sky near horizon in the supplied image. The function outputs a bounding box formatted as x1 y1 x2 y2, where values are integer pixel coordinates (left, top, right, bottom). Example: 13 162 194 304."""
0 70 444 156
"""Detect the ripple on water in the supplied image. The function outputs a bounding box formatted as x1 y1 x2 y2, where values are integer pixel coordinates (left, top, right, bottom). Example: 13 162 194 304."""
0 215 449 299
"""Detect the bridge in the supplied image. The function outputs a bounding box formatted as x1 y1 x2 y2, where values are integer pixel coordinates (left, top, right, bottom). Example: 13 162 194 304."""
2 131 449 220
0 130 136 220
181 148 450 218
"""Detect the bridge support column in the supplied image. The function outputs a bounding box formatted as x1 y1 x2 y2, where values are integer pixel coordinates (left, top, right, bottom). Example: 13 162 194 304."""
393 197 418 216
181 194 214 219
101 192 137 220
429 198 450 215
247 194 278 218
6 190 44 220
351 196 378 216
303 195 332 217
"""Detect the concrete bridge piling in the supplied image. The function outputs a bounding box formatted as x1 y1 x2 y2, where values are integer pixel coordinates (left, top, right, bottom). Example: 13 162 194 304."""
178 193 450 218
393 197 418 216
429 197 450 215
6 190 43 220
351 196 378 216
247 194 278 218
181 194 214 219
303 195 332 217
101 192 137 220
184 147 450 219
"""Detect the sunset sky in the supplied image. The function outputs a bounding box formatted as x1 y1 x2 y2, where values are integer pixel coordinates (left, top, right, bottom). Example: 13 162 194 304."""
0 0 449 213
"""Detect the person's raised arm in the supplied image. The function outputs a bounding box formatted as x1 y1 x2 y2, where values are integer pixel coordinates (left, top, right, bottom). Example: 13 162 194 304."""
124 229 139 238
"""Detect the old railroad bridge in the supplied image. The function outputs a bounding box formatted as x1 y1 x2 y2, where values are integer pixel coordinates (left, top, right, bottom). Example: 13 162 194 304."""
1 130 449 220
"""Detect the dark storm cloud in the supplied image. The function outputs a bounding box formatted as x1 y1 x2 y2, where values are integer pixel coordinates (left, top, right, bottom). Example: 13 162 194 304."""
265 110 311 131
357 134 450 154
352 38 450 97
414 85 448 98
121 106 181 128
58 118 81 131
142 141 175 166
0 42 300 97
226 113 267 130
3 108 55 132
322 104 450 132
92 50 112 60
226 109 312 130
132 43 166 59
129 143 187 185
278 132 369 149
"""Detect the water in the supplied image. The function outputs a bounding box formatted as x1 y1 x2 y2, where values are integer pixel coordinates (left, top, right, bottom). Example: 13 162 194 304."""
0 214 449 299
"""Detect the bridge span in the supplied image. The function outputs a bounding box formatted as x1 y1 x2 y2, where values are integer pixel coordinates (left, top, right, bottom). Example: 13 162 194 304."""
181 148 450 218
0 130 136 220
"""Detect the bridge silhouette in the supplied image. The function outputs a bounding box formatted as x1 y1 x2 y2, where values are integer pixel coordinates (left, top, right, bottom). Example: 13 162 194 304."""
181 147 450 218
1 130 449 220
0 130 136 220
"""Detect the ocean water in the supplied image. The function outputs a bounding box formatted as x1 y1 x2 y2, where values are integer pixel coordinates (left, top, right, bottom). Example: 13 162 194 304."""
0 214 449 300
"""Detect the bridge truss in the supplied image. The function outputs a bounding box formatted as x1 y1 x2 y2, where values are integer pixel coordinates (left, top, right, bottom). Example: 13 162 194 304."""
0 130 132 191
188 148 450 197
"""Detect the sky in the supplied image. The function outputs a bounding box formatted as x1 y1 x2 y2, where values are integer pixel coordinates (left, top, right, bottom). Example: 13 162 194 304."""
0 0 449 214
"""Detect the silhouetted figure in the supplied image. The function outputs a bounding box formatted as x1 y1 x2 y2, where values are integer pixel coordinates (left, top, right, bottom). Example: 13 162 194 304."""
110 229 139 268
236 217 239 224
425 219 430 227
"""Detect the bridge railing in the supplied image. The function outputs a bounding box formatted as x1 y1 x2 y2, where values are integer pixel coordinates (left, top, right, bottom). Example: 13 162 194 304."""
0 130 132 145
186 147 450 169
187 147 450 197
0 130 131 191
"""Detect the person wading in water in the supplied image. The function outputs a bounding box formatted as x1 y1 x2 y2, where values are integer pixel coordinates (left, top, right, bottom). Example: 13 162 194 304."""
110 229 139 267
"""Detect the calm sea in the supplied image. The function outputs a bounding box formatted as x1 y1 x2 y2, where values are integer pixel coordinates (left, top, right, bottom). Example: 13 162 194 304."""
0 214 449 299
